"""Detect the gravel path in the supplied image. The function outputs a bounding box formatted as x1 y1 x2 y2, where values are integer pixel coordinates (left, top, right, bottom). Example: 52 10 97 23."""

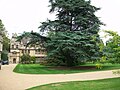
0 64 120 90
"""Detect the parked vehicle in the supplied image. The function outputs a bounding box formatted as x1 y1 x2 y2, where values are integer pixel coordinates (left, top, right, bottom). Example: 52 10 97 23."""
2 60 9 65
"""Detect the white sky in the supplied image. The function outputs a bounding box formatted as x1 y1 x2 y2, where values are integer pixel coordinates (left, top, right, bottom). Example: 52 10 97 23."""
0 0 120 38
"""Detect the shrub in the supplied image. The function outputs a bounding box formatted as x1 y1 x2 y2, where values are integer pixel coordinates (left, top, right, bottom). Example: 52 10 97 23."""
30 56 36 64
100 56 107 64
1 51 8 60
108 59 116 64
20 54 31 64
95 63 103 69
46 58 64 66
20 54 37 64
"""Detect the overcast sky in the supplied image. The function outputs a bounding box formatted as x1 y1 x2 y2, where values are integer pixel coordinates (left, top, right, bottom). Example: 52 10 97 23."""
0 0 120 38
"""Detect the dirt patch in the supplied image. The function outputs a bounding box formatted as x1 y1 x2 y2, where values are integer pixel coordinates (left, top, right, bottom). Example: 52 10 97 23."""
49 66 96 70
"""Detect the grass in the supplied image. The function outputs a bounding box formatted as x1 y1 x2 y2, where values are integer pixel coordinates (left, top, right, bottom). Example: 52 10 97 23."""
13 63 120 74
27 77 120 90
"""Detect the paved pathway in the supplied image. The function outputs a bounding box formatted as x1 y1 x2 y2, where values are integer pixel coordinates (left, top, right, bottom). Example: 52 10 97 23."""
0 64 120 90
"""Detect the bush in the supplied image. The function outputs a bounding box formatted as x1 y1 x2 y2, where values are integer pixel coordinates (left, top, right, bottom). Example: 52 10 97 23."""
1 51 8 60
108 59 116 64
20 54 31 64
100 56 107 64
30 56 36 64
20 54 37 64
39 60 47 65
95 63 103 69
46 58 64 66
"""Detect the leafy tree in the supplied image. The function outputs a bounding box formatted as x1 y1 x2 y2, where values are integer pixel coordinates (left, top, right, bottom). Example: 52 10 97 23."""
0 19 10 52
40 0 102 32
1 51 8 60
3 35 10 51
20 54 37 64
18 0 103 66
17 31 48 47
98 39 107 64
104 30 120 64
38 0 103 66
20 54 31 64
0 19 5 33
0 19 10 60
30 56 36 64
46 31 102 66
17 31 31 41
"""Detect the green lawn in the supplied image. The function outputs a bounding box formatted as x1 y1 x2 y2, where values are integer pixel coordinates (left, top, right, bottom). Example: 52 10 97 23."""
13 64 120 74
27 77 120 90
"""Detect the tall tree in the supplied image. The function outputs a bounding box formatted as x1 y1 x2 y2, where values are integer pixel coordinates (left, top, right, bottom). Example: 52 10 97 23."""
0 19 10 60
104 30 120 64
38 0 103 66
19 0 103 66
0 19 5 33
17 31 48 47
40 0 102 33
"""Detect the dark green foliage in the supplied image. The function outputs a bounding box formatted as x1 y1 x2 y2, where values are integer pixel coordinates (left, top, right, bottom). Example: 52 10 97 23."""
39 0 103 66
1 50 8 60
2 36 10 51
18 0 103 66
0 19 5 33
30 56 36 64
20 54 31 64
17 31 48 47
0 19 10 59
17 32 31 42
40 0 102 32
0 19 10 51
20 54 37 64
46 31 101 66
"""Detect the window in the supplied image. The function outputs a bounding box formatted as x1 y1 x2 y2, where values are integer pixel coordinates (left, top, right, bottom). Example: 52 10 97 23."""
28 50 30 54
12 51 17 54
12 45 14 49
41 49 46 54
35 49 40 54
16 45 18 49
22 50 30 54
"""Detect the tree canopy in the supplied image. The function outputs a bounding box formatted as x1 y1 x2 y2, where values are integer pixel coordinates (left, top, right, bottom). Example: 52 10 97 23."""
0 19 10 60
18 0 103 66
40 0 102 33
104 30 120 64
38 0 103 66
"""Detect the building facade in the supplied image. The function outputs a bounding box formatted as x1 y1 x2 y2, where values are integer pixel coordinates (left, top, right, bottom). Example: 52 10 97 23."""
9 33 46 64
